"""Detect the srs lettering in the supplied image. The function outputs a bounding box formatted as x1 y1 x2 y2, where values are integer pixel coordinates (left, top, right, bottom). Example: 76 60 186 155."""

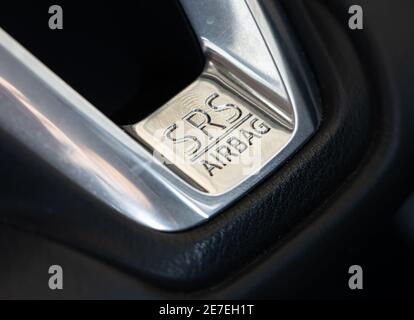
201 118 270 177
164 92 271 176
159 305 193 317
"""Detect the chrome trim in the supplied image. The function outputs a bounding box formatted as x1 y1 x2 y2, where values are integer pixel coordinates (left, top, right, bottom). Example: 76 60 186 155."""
127 64 294 196
0 0 320 232
181 0 294 125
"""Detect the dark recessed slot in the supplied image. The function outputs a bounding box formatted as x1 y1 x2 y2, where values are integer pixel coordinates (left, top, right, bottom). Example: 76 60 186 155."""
0 1 204 124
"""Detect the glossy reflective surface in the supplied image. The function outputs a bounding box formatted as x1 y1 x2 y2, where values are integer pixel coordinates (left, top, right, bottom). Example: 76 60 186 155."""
0 0 319 231
128 64 292 195
180 0 293 123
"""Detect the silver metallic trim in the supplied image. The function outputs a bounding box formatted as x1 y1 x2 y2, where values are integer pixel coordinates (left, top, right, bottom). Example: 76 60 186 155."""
0 0 320 232
127 66 294 196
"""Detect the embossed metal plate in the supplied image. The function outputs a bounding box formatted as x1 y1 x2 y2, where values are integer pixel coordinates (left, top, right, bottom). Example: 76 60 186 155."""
127 74 292 195
0 0 320 231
